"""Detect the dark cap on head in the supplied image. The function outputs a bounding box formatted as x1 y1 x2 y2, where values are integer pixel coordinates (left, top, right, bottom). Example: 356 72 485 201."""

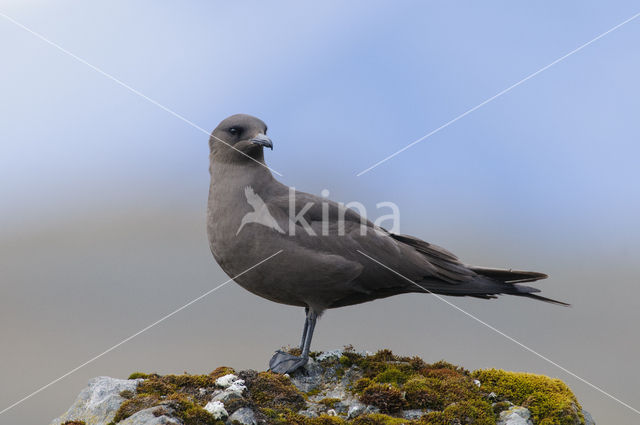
210 114 271 162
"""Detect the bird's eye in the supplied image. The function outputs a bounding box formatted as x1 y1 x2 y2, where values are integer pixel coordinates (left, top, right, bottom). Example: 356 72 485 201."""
229 127 239 135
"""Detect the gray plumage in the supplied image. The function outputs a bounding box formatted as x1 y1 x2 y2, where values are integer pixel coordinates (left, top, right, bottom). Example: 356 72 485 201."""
206 114 567 373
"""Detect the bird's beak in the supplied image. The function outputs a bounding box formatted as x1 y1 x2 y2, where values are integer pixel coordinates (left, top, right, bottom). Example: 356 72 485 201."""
250 133 273 150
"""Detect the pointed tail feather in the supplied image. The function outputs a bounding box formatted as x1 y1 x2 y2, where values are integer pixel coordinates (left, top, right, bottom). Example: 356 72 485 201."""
514 292 571 306
471 266 569 306
470 266 548 283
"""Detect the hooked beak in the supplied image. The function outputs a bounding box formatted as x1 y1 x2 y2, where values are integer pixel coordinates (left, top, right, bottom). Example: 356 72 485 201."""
250 133 273 150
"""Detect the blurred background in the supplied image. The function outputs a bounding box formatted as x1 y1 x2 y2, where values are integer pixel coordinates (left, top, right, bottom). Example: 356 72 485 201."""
1 1 639 424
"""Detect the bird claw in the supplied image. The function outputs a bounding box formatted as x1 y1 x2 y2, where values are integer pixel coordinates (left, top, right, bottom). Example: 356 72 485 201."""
269 350 308 374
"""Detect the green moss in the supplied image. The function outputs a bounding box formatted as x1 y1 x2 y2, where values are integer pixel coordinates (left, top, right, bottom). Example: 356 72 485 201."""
424 399 495 425
359 383 405 413
307 415 348 425
127 372 149 380
351 413 419 425
111 372 222 424
259 407 279 419
473 369 584 425
248 371 306 411
492 401 512 416
339 355 353 367
180 405 219 425
427 360 469 375
318 397 341 408
131 373 215 398
257 408 334 425
112 351 585 425
164 373 216 389
165 393 223 425
209 366 235 381
62 422 86 425
353 378 373 394
306 387 322 397
372 367 410 386
337 350 364 368
222 395 249 413
136 376 175 396
113 395 159 422
119 389 134 399
403 376 439 409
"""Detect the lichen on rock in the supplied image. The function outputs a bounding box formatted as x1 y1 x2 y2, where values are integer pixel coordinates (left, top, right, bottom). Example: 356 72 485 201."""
50 347 593 425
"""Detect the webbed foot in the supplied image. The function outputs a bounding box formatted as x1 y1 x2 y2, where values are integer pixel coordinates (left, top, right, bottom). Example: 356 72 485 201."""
269 350 308 374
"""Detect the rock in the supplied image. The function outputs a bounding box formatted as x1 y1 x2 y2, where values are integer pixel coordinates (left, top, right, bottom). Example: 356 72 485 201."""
50 376 140 425
298 409 318 418
583 409 596 425
347 402 366 419
118 407 180 425
226 407 257 425
212 390 243 403
345 402 381 419
204 400 228 419
363 405 380 415
316 349 343 361
288 358 326 393
212 375 246 403
216 374 239 387
497 406 533 425
402 409 427 419
50 348 594 425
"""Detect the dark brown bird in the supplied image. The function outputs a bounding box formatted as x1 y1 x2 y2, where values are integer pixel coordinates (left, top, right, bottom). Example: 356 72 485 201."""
206 114 567 374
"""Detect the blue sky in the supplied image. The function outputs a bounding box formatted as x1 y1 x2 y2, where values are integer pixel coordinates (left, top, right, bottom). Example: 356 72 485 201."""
2 1 639 236
1 2 639 424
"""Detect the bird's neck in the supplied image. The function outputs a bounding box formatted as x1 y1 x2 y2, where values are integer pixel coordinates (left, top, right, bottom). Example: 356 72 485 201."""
209 158 276 193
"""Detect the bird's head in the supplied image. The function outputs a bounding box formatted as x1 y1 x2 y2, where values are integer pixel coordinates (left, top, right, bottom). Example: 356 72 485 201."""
210 114 272 163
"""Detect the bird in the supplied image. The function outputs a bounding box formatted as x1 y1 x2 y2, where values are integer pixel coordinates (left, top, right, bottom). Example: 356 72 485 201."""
206 113 568 375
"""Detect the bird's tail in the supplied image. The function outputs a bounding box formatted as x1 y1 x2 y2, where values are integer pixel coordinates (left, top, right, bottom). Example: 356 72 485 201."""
470 266 570 306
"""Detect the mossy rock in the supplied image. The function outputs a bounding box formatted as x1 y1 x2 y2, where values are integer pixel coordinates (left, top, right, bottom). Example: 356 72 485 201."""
210 366 236 380
111 373 223 425
318 397 341 408
248 371 306 411
101 349 587 425
351 413 420 425
359 383 405 413
404 376 440 409
424 399 495 425
112 395 159 422
473 369 585 425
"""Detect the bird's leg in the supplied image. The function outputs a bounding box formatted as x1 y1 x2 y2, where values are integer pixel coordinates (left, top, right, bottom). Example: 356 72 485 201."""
300 309 317 358
269 308 317 374
299 307 310 350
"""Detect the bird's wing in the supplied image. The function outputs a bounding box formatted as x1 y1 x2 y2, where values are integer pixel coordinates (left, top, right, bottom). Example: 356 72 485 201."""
266 190 472 290
386 233 476 283
263 189 560 307
268 190 473 280
267 190 377 232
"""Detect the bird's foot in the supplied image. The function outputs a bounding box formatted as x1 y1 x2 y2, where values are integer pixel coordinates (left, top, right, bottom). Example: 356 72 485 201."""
269 350 308 374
